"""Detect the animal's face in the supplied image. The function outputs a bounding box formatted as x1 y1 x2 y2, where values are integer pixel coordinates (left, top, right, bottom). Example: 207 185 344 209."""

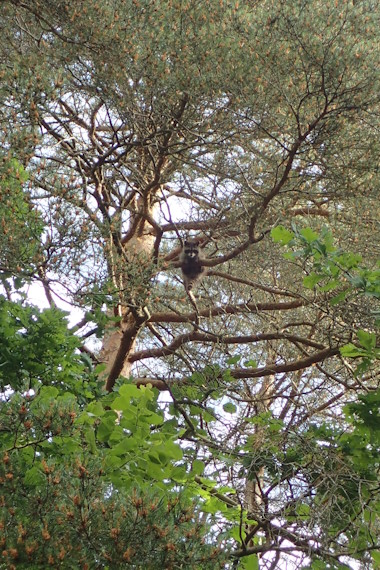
184 240 199 259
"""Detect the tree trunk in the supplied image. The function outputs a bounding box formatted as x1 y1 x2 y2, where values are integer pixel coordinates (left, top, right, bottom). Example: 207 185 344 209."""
245 367 275 549
100 198 158 391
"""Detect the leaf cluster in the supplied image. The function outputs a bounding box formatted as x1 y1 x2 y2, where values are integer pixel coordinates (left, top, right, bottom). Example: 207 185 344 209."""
0 372 228 569
0 158 44 283
0 297 87 394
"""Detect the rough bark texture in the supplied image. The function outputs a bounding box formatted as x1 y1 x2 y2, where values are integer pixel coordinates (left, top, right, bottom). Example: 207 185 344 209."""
100 205 158 389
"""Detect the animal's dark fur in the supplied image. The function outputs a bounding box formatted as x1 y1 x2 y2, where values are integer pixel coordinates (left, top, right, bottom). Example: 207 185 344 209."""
180 239 204 291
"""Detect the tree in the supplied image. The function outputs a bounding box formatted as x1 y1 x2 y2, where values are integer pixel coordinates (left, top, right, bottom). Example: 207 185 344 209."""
0 300 228 569
0 0 379 567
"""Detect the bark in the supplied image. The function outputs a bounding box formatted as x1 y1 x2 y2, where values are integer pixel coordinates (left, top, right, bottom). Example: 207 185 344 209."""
99 199 158 390
244 370 274 535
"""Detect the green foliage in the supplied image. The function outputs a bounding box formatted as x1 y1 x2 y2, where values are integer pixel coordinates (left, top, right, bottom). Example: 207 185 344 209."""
1 292 379 567
0 309 229 568
267 224 380 564
344 388 380 453
83 383 187 486
0 297 89 394
295 394 380 565
174 375 380 564
0 158 44 283
239 555 259 570
272 224 380 373
341 330 380 376
0 408 225 568
272 224 380 299
0 0 379 565
271 225 296 246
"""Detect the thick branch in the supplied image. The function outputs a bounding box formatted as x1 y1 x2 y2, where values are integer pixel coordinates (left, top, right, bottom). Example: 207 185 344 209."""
149 299 307 323
105 315 147 392
130 331 325 363
208 271 300 298
232 347 340 379
132 347 340 390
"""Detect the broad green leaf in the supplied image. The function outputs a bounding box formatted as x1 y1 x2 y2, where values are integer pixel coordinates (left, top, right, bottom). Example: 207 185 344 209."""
170 465 188 482
330 290 349 305
244 359 257 368
97 412 118 442
143 410 164 425
119 382 143 397
296 503 310 518
159 439 183 461
37 386 59 400
84 427 97 453
271 225 294 245
148 452 162 465
146 461 165 480
320 279 340 292
110 436 138 456
223 402 237 414
191 459 205 476
300 227 319 243
202 496 223 514
340 344 366 358
226 355 240 365
357 329 376 350
229 525 245 541
55 437 81 454
240 555 259 570
86 400 105 417
303 273 324 289
311 561 329 570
